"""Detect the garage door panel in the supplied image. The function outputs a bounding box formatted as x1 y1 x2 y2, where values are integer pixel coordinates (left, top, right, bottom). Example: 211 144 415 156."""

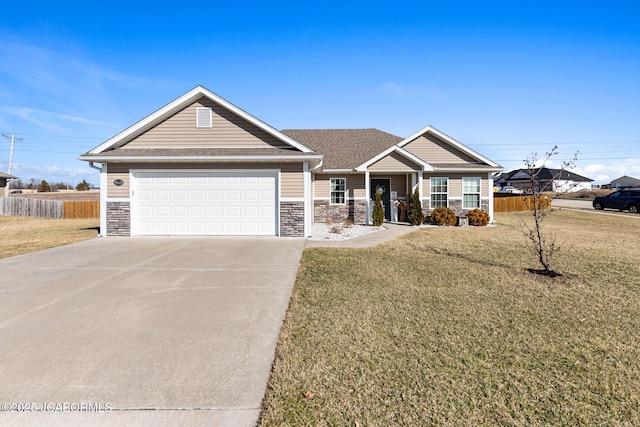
174 206 189 216
191 189 206 200
156 206 171 217
134 172 277 236
243 206 259 217
156 190 171 201
191 206 206 217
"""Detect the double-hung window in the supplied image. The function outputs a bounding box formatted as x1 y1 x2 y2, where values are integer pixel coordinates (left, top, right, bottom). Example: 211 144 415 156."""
330 178 346 204
430 177 448 208
463 177 481 209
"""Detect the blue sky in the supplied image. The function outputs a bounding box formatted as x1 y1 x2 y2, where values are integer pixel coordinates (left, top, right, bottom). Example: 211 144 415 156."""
1 1 638 187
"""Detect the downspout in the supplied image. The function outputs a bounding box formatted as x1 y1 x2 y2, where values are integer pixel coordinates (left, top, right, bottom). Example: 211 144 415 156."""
88 161 107 237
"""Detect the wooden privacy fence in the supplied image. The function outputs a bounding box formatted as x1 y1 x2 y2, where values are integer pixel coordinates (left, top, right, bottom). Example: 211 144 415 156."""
0 198 99 219
493 194 551 213
63 200 100 219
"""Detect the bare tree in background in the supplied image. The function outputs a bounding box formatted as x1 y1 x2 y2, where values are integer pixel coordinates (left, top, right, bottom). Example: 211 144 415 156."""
522 146 579 277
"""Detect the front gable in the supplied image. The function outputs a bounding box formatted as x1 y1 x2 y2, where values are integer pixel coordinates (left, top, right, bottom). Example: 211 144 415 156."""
403 133 477 163
399 126 500 169
123 97 288 149
87 86 312 155
368 151 423 172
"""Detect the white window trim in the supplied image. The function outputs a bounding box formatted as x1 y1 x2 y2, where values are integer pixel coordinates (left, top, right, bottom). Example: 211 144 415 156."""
430 176 449 208
196 107 212 128
330 177 347 205
462 177 481 209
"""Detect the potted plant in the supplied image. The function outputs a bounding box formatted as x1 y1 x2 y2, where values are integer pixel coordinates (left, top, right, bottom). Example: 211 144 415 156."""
395 200 408 222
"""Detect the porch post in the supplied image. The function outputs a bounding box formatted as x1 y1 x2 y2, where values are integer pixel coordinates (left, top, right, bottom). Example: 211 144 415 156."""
488 172 495 223
365 170 370 225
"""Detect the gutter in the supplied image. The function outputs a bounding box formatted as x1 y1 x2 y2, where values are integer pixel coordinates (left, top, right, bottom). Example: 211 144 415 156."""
88 161 102 171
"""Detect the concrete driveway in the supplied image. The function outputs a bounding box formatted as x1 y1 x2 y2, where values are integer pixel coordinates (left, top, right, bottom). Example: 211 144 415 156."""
0 236 305 426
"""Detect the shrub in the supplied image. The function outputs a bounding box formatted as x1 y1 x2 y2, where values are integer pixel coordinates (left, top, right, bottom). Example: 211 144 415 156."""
372 186 385 226
409 191 425 225
428 206 457 226
467 209 489 226
37 179 51 193
76 179 91 191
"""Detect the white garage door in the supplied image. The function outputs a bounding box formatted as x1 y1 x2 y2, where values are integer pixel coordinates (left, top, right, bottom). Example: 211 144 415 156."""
133 171 277 236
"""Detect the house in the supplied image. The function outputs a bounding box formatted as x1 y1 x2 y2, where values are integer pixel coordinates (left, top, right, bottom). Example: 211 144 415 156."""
496 167 592 193
0 172 17 196
79 86 502 237
609 175 640 189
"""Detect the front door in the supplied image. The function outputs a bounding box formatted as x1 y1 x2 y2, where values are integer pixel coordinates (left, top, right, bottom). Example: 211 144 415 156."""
370 178 391 221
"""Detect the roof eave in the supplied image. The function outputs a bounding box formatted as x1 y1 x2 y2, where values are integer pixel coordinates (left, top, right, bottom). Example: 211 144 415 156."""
78 154 323 164
433 167 504 173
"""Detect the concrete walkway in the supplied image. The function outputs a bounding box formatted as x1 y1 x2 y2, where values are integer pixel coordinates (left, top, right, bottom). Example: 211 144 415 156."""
0 236 306 426
306 223 421 248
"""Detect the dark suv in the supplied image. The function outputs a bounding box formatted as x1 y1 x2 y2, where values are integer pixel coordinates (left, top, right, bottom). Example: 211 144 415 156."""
593 190 640 213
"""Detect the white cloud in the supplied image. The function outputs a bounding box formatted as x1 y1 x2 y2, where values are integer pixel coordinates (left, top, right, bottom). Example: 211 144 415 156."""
0 106 113 133
4 162 97 186
510 156 640 186
572 158 640 185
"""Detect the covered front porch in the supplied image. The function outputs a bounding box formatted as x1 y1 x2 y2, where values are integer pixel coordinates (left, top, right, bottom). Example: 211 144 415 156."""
364 171 422 224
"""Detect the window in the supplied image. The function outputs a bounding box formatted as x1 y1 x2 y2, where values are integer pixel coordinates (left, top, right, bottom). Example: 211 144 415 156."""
430 177 448 208
463 177 481 209
330 178 346 204
196 107 212 128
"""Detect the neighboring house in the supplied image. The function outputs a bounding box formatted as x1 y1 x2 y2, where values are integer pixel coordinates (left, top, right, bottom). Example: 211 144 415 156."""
79 86 502 237
497 167 593 193
609 175 640 189
0 172 17 196
492 172 510 189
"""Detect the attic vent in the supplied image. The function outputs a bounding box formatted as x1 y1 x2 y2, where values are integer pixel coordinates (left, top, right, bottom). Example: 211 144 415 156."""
196 107 212 128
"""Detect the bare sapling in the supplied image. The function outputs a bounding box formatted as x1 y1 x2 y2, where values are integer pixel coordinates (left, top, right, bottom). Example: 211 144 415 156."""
521 146 579 276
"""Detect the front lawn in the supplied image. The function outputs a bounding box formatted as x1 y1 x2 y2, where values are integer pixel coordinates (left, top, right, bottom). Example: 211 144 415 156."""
260 211 640 425
0 216 99 259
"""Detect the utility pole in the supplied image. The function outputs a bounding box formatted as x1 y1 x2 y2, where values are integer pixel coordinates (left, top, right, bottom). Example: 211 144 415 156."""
2 133 22 197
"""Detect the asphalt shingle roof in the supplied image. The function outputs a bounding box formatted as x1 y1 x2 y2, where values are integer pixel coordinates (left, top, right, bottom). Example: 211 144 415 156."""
281 129 403 170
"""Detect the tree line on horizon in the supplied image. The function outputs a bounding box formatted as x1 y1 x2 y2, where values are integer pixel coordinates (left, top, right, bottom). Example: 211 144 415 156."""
10 178 95 192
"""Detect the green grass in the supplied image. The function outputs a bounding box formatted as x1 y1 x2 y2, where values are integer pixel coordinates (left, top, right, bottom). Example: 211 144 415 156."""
0 216 99 259
260 211 640 426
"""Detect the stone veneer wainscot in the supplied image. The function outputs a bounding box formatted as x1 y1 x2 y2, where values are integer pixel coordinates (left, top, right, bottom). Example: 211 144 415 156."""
106 201 130 236
280 201 304 237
